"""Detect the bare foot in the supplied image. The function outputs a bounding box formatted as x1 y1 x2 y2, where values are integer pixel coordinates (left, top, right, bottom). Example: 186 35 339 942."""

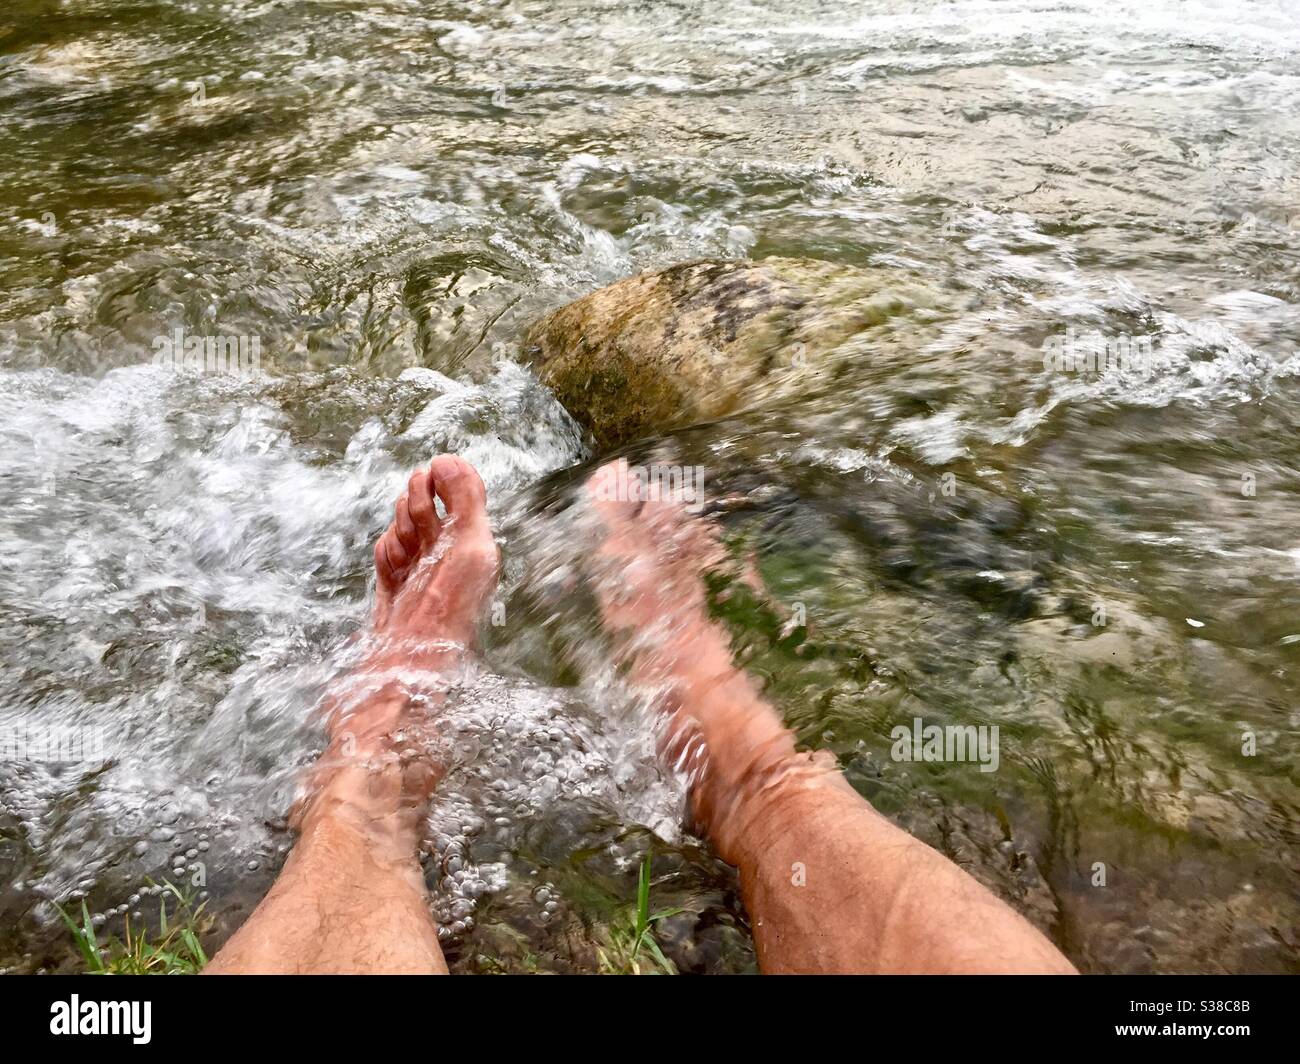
370 454 500 660
303 455 500 834
585 463 839 863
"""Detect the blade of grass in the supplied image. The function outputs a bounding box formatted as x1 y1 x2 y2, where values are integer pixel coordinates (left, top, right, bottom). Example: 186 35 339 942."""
643 933 677 975
635 854 651 939
79 901 105 973
56 902 101 971
181 928 208 966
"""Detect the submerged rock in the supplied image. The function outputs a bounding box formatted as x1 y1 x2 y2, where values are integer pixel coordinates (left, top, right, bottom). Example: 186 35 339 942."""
523 258 938 450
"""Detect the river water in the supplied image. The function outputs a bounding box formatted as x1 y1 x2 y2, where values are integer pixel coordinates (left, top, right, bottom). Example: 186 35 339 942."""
1 0 1297 973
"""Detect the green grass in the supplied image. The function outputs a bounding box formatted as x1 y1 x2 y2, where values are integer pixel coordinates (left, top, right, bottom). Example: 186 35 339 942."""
594 853 683 975
58 881 211 975
58 861 680 975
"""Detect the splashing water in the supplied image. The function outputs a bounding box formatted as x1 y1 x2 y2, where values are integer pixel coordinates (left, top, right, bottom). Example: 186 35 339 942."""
1 0 1298 973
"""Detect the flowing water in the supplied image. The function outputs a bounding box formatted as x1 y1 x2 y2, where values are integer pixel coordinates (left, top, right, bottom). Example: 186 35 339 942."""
1 0 1298 973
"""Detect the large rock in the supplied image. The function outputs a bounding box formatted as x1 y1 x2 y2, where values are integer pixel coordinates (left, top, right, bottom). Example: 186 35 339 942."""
523 258 937 450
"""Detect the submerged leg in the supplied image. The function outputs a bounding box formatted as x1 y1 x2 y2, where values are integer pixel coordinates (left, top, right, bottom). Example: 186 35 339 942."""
206 456 499 975
586 464 1075 975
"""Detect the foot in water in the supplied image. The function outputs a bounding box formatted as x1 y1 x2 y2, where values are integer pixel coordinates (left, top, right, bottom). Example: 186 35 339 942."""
369 454 501 662
584 462 841 865
583 462 1075 974
209 455 499 974
303 456 500 837
210 455 1075 974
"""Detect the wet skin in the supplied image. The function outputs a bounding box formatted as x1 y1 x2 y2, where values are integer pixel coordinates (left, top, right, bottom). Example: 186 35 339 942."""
207 456 1074 975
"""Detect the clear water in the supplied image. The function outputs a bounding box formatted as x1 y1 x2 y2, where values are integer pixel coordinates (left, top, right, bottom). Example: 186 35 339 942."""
0 0 1297 973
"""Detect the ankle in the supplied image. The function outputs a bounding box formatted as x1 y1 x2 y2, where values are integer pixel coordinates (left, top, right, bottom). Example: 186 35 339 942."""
685 696 848 867
298 687 440 854
298 756 427 860
356 636 471 678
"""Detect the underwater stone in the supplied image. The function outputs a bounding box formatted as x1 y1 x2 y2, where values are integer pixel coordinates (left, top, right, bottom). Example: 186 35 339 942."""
524 258 936 450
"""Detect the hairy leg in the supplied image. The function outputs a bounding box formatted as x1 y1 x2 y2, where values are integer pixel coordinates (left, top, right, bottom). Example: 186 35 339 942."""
206 456 499 975
587 465 1075 975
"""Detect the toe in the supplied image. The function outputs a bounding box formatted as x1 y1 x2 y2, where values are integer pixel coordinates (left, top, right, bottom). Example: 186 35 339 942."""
374 533 398 587
429 455 488 523
407 468 440 546
380 528 410 575
394 495 421 555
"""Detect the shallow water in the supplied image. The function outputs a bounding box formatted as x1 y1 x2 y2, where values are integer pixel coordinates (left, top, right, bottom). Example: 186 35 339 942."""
1 0 1297 973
